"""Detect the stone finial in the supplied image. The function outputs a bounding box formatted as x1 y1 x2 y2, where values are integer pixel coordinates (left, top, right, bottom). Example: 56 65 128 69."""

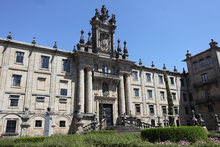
95 8 100 17
7 32 12 39
32 37 36 44
139 59 142 65
209 39 218 49
182 68 186 74
53 41 57 49
198 113 205 126
117 39 122 53
163 64 166 70
185 50 191 59
151 61 155 68
79 30 85 44
192 110 198 126
109 14 116 25
86 31 92 46
73 45 76 52
174 66 177 72
123 40 128 59
100 5 109 21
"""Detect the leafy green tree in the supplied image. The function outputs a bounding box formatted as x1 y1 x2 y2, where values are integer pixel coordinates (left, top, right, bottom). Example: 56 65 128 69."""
163 72 175 126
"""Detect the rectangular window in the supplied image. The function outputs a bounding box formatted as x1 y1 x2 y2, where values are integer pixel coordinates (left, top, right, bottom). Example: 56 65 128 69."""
158 75 163 84
146 73 151 82
160 91 165 100
172 93 176 100
94 64 98 72
35 120 42 127
135 104 141 114
134 88 139 97
9 95 19 107
111 66 116 74
149 105 154 115
151 119 155 126
201 73 208 84
102 66 108 73
63 59 70 72
180 79 185 87
189 93 193 101
36 97 45 102
15 51 24 63
147 90 153 99
185 107 189 115
12 75 21 86
174 107 178 114
205 89 211 98
162 106 167 114
60 89 67 96
170 77 175 85
183 93 187 102
6 120 16 133
41 56 50 69
133 71 138 81
208 105 214 113
59 121 66 127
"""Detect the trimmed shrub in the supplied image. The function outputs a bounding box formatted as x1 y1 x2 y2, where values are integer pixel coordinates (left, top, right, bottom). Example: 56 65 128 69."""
84 130 118 135
208 132 220 139
14 136 46 143
141 126 208 143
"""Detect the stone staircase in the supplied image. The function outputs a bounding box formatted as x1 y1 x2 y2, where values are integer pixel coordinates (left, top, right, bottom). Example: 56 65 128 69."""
105 125 141 133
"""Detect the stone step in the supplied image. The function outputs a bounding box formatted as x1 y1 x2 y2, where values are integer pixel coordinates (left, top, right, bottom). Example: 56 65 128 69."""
105 125 141 133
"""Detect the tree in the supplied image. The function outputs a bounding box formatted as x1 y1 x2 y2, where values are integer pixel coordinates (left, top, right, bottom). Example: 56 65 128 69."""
163 72 175 126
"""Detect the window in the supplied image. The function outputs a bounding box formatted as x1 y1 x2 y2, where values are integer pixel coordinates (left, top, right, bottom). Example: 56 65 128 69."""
36 97 45 102
174 107 178 114
135 104 141 114
111 66 116 74
60 89 67 96
149 105 154 115
192 61 198 70
62 59 70 72
151 119 155 126
185 107 189 115
172 93 176 100
15 51 24 63
160 91 165 100
205 89 211 98
189 93 193 101
102 66 108 73
59 121 66 127
180 79 185 87
183 93 187 102
170 77 175 85
37 77 46 90
9 95 19 107
158 75 163 84
208 105 214 113
201 73 208 83
134 88 139 97
12 75 21 86
133 71 138 81
206 56 212 64
147 90 153 99
94 64 98 72
162 106 167 114
41 56 50 69
6 120 16 133
35 120 42 127
146 73 151 82
199 59 204 68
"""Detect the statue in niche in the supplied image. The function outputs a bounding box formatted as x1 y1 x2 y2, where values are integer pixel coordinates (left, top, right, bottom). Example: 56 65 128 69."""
102 83 109 96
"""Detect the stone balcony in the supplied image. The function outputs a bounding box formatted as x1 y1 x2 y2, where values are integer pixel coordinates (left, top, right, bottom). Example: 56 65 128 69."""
195 95 220 105
93 71 120 80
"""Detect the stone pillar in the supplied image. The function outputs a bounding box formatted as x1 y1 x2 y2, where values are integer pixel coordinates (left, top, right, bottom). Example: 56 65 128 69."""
44 107 52 136
86 68 93 113
78 67 85 113
125 74 131 115
119 74 126 115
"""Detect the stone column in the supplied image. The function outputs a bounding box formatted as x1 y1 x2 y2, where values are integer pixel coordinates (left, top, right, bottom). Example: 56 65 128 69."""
119 74 126 115
86 68 93 113
78 67 85 113
125 74 131 115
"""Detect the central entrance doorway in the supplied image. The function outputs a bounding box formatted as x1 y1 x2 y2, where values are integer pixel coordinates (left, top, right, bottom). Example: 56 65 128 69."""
100 104 113 125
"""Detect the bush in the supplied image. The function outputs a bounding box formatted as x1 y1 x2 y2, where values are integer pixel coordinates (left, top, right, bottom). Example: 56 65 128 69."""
208 132 220 139
141 126 208 143
14 136 46 143
84 130 118 135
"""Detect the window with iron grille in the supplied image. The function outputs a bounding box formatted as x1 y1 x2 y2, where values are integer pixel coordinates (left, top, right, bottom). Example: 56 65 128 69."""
15 51 24 63
41 56 50 69
6 120 16 133
12 75 21 86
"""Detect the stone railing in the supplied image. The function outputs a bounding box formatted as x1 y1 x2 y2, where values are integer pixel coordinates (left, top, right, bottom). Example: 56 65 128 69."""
93 71 120 80
82 118 107 132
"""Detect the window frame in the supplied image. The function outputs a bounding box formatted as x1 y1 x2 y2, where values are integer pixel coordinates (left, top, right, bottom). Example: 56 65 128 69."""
12 74 22 87
35 120 42 128
5 120 17 133
62 59 70 72
41 56 50 69
15 51 24 63
132 71 138 81
133 88 139 97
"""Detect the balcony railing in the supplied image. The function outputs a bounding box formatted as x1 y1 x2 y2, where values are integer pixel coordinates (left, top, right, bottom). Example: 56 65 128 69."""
195 96 220 105
93 71 120 80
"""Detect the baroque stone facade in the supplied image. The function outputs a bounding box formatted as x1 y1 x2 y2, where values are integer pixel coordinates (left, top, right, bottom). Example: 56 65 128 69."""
0 5 218 137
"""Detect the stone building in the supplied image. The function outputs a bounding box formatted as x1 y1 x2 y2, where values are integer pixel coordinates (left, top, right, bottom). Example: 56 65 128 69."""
0 5 195 137
184 39 220 130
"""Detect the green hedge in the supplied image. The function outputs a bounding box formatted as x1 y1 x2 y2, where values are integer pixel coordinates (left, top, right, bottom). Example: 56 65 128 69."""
14 136 47 143
141 126 208 143
84 130 118 135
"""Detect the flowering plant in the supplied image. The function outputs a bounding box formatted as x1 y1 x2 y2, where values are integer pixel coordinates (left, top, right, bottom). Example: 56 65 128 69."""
210 137 220 143
179 140 189 146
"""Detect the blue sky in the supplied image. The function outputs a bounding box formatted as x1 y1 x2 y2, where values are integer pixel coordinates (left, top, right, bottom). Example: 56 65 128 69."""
1 0 220 71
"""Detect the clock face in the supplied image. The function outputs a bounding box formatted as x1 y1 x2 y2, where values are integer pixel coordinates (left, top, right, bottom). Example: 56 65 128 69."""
100 32 109 51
